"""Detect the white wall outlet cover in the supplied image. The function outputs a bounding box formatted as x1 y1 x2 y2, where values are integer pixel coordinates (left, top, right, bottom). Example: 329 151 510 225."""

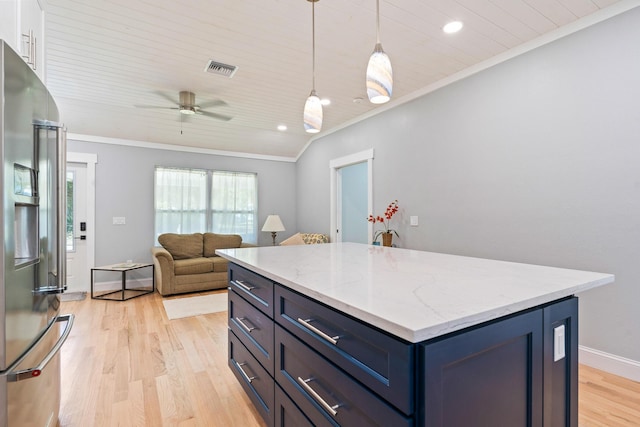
112 216 126 225
554 324 566 362
410 216 419 226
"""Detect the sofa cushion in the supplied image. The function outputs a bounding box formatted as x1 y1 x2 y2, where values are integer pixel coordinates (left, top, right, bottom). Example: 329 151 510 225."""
158 233 203 260
174 258 214 275
210 257 230 273
203 233 242 257
280 232 305 246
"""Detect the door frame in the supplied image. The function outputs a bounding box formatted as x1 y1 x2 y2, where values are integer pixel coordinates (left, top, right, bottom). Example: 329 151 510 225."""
329 149 374 243
67 152 97 285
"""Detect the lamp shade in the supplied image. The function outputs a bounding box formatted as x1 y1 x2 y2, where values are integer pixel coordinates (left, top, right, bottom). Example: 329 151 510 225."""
262 215 285 232
366 43 393 104
303 90 323 133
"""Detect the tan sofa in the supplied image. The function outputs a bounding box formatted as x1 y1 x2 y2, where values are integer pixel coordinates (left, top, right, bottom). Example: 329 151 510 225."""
151 232 254 296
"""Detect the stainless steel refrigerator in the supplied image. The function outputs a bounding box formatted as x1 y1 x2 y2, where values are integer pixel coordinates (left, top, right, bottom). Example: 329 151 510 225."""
0 41 74 427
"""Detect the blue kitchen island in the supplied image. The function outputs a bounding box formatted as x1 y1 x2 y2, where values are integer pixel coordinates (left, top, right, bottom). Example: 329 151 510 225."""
218 243 613 427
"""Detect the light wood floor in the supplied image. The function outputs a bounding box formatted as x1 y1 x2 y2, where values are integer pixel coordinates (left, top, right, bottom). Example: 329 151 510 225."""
59 291 640 427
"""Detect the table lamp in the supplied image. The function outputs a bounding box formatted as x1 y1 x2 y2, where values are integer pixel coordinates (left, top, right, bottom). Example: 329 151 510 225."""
262 215 285 245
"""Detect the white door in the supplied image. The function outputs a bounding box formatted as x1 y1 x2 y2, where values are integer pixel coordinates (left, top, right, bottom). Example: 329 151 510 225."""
66 162 89 292
330 149 374 244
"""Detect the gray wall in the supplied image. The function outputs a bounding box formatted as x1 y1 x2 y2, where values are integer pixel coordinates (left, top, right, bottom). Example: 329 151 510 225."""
296 8 640 362
67 140 297 265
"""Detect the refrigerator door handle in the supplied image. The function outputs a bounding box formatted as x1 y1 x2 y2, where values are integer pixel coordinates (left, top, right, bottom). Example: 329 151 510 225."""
56 127 68 291
0 314 74 382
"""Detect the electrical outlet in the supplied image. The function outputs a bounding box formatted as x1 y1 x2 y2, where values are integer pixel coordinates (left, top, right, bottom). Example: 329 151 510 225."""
113 216 126 225
554 325 565 361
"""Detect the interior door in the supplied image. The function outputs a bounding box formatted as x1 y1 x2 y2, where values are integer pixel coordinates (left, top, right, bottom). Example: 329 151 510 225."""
337 162 368 243
66 162 89 292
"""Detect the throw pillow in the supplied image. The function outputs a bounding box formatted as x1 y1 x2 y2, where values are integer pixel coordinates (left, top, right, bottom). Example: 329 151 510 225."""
158 233 203 260
301 233 330 244
280 233 306 246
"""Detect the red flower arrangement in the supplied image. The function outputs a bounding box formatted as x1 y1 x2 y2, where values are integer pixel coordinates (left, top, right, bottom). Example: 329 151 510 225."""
367 200 399 243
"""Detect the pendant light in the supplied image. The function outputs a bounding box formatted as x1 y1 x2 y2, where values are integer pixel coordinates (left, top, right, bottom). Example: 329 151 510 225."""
304 0 322 133
366 0 393 104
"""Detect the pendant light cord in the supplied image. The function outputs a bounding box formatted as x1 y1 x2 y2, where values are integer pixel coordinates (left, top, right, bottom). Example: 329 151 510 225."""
376 0 380 44
312 0 316 91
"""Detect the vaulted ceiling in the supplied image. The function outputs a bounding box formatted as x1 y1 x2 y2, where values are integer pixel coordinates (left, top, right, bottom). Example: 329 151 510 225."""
45 0 624 158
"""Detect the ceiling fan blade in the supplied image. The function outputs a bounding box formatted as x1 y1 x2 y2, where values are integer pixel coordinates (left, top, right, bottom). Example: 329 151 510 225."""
197 110 233 121
197 99 228 109
134 104 178 110
153 91 179 105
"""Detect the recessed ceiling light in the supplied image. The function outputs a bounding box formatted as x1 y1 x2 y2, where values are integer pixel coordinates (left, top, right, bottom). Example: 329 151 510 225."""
443 21 463 34
277 124 287 131
321 98 331 106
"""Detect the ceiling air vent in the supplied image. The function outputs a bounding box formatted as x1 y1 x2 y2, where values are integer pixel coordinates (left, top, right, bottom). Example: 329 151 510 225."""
204 60 238 78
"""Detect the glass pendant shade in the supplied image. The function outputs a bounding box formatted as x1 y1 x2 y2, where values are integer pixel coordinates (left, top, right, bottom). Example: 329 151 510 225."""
303 90 323 133
366 43 393 104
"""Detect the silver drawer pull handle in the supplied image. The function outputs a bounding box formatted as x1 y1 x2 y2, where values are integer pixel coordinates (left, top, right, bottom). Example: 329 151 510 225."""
236 317 256 333
234 280 255 292
236 362 256 383
297 318 339 345
297 377 339 417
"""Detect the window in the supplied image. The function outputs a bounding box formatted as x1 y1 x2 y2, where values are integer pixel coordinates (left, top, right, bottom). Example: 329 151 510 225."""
154 167 257 243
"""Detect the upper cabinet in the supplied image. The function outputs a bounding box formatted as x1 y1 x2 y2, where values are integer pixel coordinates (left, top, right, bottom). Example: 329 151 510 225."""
0 0 46 82
0 1 19 49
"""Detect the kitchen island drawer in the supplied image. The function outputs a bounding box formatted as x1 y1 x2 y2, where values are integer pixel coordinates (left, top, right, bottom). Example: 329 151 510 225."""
275 384 314 427
229 263 274 318
275 285 414 415
275 325 412 427
229 331 274 427
229 289 274 374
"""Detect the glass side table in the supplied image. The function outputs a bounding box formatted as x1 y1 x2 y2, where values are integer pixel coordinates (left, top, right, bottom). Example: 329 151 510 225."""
91 263 155 301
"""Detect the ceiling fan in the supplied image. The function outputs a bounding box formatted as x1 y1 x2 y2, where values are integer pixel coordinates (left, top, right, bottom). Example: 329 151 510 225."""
135 91 232 121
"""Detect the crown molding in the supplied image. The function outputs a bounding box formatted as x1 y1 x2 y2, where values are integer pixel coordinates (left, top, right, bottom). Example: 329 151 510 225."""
67 133 297 163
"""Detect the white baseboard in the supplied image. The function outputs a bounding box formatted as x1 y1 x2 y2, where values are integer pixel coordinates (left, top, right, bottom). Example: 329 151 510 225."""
579 345 640 382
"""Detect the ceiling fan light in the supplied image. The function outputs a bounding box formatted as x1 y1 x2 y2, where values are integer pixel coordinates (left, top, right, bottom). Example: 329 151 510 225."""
367 43 393 104
304 91 323 134
180 106 196 115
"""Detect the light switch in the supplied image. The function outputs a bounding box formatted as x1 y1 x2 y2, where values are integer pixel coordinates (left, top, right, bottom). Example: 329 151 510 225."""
410 216 419 226
553 324 565 362
113 216 126 225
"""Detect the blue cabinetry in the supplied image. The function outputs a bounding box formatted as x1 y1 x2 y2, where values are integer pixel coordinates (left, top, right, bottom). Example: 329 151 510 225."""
275 285 414 414
228 262 578 427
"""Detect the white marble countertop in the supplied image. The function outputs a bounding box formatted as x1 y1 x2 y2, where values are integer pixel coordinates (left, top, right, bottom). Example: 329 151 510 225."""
217 243 614 343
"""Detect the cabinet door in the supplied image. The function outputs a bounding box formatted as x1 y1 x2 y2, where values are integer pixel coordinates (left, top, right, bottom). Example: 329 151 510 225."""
543 297 578 427
420 309 543 427
275 385 314 427
19 0 44 79
0 0 18 48
229 289 275 375
275 285 414 414
275 325 412 427
229 263 274 318
229 331 275 427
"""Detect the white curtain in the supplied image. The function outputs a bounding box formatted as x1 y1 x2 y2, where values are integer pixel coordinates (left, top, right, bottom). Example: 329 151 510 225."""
154 167 258 243
154 167 207 240
210 171 257 243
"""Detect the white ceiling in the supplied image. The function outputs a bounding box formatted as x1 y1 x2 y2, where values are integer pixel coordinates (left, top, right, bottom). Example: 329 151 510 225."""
45 0 623 159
